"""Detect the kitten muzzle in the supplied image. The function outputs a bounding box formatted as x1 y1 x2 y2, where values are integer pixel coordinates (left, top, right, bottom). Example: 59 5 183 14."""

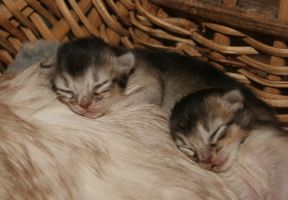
78 97 92 109
197 149 228 171
197 148 214 163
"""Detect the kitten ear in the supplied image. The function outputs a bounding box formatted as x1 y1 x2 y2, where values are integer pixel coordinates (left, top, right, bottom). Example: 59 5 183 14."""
222 89 244 112
117 52 135 73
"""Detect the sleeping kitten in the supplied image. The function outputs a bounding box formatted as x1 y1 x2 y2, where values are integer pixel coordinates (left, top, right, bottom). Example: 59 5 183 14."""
42 37 277 121
42 38 164 118
170 88 288 199
48 38 135 118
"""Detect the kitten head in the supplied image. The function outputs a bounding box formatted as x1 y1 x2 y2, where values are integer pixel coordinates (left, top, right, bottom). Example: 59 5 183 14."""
170 89 247 172
44 37 135 118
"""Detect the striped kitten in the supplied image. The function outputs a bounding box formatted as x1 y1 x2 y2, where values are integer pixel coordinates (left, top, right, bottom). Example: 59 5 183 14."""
170 88 288 199
42 37 277 121
42 38 136 118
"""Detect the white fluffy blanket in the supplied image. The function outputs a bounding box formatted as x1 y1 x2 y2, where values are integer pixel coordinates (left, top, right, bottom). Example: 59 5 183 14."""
0 64 236 199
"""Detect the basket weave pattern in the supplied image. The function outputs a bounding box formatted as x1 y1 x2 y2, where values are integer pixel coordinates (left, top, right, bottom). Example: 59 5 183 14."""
0 0 287 124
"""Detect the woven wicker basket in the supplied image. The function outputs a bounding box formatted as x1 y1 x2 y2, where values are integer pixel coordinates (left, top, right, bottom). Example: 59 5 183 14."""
0 0 287 125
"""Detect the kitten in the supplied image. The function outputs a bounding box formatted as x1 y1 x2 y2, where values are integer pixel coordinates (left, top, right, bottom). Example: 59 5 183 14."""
42 38 137 118
170 88 288 199
42 37 277 121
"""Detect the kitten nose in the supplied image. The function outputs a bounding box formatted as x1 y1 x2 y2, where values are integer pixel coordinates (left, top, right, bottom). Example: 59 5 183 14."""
80 102 91 109
79 97 92 109
198 150 213 163
202 154 213 163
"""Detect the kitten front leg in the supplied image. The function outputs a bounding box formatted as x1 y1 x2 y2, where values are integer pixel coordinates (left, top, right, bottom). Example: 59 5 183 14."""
112 71 163 109
109 81 162 113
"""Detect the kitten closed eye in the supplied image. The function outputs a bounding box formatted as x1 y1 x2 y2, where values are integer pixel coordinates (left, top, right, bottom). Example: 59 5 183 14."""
178 146 197 159
93 81 111 95
55 88 74 99
93 88 110 95
210 125 227 144
93 80 108 90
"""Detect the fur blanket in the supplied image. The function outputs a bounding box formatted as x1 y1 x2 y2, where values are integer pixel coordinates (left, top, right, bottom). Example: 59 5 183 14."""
0 64 237 199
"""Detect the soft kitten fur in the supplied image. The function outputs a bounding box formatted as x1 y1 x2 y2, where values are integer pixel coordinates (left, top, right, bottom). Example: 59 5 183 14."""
43 37 277 120
0 63 238 199
170 88 288 199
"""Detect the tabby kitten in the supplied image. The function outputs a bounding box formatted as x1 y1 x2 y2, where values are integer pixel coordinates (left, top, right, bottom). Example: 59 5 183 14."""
170 88 288 199
43 37 277 121
44 38 136 118
170 89 248 171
